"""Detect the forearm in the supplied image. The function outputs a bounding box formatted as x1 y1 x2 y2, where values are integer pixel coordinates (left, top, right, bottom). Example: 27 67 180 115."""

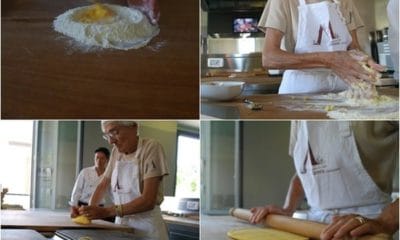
262 49 333 70
282 174 305 214
376 199 399 234
89 177 109 206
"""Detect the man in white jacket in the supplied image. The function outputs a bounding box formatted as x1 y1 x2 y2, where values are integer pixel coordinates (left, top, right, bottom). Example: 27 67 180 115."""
70 147 110 217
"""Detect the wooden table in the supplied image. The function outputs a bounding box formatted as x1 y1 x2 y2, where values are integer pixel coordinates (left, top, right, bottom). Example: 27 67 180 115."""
1 0 198 119
201 87 399 119
1 210 133 233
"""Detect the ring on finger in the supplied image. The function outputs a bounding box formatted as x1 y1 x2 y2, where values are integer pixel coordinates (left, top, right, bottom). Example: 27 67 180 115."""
354 216 367 225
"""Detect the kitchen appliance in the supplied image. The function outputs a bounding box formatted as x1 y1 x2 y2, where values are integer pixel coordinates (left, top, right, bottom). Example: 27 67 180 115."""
377 41 394 72
201 52 264 76
161 197 200 217
53 229 136 240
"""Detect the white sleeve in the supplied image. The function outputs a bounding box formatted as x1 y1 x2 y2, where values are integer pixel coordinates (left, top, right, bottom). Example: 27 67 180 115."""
70 170 85 206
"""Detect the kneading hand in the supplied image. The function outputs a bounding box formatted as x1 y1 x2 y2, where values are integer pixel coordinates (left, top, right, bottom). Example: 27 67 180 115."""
78 205 110 220
320 214 392 240
249 205 292 224
328 50 384 86
127 0 159 24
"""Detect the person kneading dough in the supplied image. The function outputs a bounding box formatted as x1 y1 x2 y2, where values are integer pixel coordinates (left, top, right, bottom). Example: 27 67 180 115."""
79 121 169 240
258 0 385 95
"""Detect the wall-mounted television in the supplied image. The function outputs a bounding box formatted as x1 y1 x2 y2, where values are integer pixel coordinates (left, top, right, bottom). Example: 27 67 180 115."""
233 18 259 33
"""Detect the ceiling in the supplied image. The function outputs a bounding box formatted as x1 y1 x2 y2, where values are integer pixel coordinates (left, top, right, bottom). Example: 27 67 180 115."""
201 0 267 12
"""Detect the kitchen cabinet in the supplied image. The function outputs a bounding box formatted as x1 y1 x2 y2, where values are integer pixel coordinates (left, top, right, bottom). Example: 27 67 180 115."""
1 0 198 119
163 215 199 240
168 223 199 240
1 229 47 240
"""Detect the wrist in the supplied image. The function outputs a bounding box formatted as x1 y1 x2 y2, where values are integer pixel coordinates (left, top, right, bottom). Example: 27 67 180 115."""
376 216 399 235
106 206 117 217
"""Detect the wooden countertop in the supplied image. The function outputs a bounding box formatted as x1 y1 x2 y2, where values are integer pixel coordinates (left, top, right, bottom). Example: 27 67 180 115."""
162 214 199 228
202 76 282 85
1 0 198 119
201 87 399 119
1 209 133 233
201 215 259 240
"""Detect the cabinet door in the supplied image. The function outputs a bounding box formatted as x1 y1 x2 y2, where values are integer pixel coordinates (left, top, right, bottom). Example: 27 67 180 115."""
168 223 199 240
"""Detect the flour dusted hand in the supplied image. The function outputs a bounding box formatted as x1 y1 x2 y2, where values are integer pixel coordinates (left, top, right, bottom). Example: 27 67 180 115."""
341 50 385 100
53 4 159 50
127 0 159 24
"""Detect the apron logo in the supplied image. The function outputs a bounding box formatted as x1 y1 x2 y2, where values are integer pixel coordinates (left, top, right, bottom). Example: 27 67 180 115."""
313 22 341 46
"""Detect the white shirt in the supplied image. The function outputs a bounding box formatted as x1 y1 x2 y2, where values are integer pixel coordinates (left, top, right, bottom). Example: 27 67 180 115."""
70 166 105 206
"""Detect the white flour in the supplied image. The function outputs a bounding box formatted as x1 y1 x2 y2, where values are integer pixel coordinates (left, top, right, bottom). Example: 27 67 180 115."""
53 4 159 50
281 91 399 120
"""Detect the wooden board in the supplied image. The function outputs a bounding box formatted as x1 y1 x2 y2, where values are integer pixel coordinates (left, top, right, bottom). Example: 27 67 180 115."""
1 210 133 233
201 87 399 119
1 0 199 119
1 229 47 240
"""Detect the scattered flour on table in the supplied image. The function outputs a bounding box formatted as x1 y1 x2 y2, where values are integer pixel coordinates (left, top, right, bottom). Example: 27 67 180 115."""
282 90 399 120
53 4 159 50
325 89 399 120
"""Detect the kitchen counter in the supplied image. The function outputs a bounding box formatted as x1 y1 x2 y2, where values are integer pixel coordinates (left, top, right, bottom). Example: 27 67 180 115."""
1 209 133 233
1 0 198 119
201 87 399 119
201 215 261 240
162 214 199 228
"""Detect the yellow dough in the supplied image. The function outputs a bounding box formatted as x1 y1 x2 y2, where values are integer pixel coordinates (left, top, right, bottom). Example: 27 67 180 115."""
72 215 92 225
227 228 309 240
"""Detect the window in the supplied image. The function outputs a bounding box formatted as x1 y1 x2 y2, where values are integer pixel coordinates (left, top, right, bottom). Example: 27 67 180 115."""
0 121 34 209
175 131 200 198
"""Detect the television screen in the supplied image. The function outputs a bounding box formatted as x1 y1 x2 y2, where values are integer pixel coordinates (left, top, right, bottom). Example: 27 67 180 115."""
233 18 259 33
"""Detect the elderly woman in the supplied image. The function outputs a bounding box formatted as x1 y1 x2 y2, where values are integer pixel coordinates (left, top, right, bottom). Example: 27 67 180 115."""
79 121 169 240
258 0 384 94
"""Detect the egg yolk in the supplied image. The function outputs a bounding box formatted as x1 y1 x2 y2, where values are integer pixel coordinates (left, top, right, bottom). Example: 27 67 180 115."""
77 3 115 23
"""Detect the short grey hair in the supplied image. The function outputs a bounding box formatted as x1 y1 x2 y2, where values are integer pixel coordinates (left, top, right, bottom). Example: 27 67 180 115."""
101 121 139 135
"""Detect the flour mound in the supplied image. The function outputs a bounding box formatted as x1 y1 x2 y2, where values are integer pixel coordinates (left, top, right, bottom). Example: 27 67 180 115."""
53 4 159 50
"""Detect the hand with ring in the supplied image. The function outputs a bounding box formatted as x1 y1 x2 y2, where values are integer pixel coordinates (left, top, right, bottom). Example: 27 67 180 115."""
320 214 392 240
78 205 110 220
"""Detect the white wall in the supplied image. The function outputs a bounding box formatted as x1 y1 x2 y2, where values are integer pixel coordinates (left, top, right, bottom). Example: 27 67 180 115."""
242 121 296 208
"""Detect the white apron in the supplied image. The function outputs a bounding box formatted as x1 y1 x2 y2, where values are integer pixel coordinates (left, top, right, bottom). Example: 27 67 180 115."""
293 121 391 223
111 143 169 240
279 0 352 94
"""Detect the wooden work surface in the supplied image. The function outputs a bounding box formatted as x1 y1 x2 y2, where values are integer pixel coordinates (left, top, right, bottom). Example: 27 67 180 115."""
162 214 199 228
201 87 399 119
1 0 198 119
202 76 282 85
1 210 133 233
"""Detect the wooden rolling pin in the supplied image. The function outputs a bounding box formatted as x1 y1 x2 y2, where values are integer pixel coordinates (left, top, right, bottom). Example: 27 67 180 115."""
229 208 391 240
